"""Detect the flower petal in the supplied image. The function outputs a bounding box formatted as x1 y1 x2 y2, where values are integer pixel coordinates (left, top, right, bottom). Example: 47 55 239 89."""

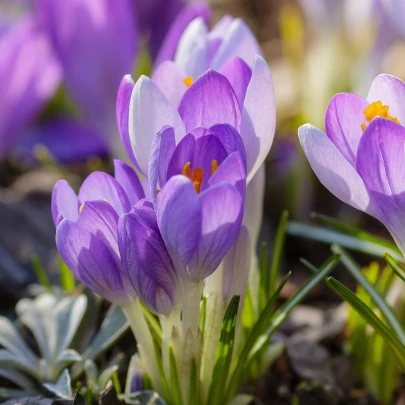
367 74 405 125
298 124 373 214
174 17 209 78
157 175 202 274
208 152 247 199
154 2 211 67
78 172 131 215
113 160 145 206
189 183 244 280
116 75 139 169
356 118 405 249
152 61 187 107
210 18 261 70
77 200 120 257
325 93 368 166
51 180 79 226
129 75 186 175
219 57 252 107
118 208 179 315
222 225 251 302
178 70 241 132
148 126 176 204
56 219 129 305
240 55 276 182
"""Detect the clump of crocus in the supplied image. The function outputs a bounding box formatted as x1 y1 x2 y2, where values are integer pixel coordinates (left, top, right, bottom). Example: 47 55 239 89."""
299 74 405 255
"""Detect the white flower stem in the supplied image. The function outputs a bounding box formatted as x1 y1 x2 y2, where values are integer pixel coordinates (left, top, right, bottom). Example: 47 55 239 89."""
181 281 203 337
121 299 162 393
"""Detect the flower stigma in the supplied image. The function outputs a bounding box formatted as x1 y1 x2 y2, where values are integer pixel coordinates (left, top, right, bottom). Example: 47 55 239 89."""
182 76 194 87
361 101 400 131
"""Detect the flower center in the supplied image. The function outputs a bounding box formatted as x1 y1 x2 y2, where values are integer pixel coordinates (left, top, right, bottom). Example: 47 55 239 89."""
182 76 194 88
361 101 400 131
181 159 219 193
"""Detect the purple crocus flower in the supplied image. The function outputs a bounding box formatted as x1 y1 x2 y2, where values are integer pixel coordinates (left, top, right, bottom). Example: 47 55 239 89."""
298 74 405 254
53 160 145 305
36 0 137 136
118 52 275 185
0 14 61 159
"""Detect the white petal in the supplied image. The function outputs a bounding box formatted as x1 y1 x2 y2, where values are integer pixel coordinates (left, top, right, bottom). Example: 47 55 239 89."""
128 76 186 175
241 55 276 182
174 17 209 78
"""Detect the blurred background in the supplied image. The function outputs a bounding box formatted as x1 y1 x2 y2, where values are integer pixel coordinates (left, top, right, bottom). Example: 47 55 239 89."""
0 0 404 308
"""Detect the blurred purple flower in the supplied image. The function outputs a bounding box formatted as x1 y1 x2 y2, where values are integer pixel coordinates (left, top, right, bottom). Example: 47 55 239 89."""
36 0 137 129
53 160 145 305
0 15 61 159
299 74 405 254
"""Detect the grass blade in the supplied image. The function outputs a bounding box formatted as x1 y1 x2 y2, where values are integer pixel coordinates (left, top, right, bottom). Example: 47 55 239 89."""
32 255 52 292
332 245 405 346
326 277 405 368
288 222 403 260
169 345 183 405
385 253 405 283
58 256 75 292
208 296 240 405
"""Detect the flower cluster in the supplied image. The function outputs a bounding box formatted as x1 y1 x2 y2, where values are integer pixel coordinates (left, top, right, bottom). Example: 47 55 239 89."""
53 12 276 402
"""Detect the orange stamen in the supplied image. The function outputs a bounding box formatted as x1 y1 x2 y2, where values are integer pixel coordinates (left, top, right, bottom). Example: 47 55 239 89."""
183 76 194 87
361 100 400 131
210 159 219 175
182 162 205 193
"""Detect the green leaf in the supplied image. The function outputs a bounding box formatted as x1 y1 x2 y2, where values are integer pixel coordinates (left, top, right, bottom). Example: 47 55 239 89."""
208 295 240 405
287 222 403 260
269 211 289 298
32 255 52 292
326 277 405 368
385 253 405 284
259 242 268 309
332 245 405 346
312 213 400 253
227 273 291 399
169 345 183 405
188 358 199 405
59 256 75 292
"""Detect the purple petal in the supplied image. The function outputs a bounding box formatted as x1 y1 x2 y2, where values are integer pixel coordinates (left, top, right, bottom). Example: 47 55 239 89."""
0 16 61 159
298 124 375 215
157 175 202 274
38 0 137 121
210 18 262 70
240 55 275 181
219 57 252 107
154 2 211 66
148 126 176 204
222 225 251 302
173 17 209 78
116 75 139 170
56 219 130 305
113 160 145 206
209 123 247 164
178 70 241 132
77 200 120 258
152 61 187 107
118 208 179 315
129 75 186 175
367 74 405 125
78 172 131 215
13 119 108 164
189 183 244 280
208 152 247 199
356 118 405 248
51 180 79 226
325 93 368 166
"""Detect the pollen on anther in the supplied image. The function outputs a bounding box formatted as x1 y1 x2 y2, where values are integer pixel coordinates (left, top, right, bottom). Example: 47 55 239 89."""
183 76 194 87
210 159 219 175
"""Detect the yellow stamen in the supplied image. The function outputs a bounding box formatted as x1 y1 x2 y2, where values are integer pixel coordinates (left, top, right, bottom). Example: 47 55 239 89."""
183 76 194 88
361 100 400 131
210 159 219 176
